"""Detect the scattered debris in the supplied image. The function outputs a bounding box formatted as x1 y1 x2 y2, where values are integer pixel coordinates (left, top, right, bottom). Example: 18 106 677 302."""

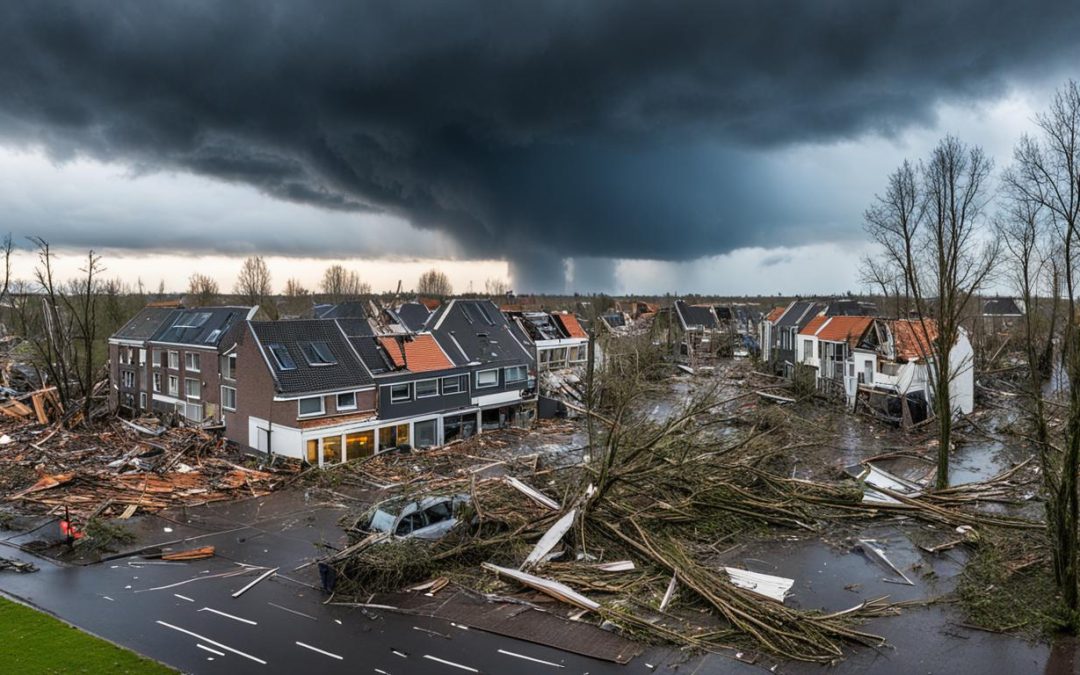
856 539 914 586
723 568 795 603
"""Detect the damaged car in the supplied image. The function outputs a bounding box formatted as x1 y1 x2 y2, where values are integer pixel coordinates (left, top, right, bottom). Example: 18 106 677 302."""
352 494 470 540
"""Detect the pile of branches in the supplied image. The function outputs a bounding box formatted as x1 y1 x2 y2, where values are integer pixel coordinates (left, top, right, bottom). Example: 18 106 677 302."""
328 382 1039 664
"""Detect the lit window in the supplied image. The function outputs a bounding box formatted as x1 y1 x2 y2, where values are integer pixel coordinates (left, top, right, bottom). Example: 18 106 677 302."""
268 344 296 370
337 392 357 410
390 383 411 402
415 379 438 398
300 341 336 366
505 366 527 383
221 386 237 411
475 369 498 388
298 396 324 416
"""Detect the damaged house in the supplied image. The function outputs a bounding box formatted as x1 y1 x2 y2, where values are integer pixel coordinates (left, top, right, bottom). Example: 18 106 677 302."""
503 310 589 371
220 298 538 465
761 300 826 376
845 318 974 422
109 304 260 423
673 300 724 363
796 316 874 397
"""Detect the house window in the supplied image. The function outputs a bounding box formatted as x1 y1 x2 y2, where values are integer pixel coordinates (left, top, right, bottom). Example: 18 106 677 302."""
802 340 811 361
337 392 357 410
379 424 410 451
138 349 147 366
204 328 223 344
300 341 336 366
268 343 296 370
168 375 179 396
475 369 499 388
185 378 201 400
221 354 237 380
346 431 375 460
221 386 237 411
121 370 135 388
168 351 179 369
298 396 324 417
139 392 147 409
415 379 438 398
321 434 342 464
153 373 162 392
152 350 161 367
441 375 465 395
185 352 201 372
505 365 527 383
414 419 438 449
390 383 411 402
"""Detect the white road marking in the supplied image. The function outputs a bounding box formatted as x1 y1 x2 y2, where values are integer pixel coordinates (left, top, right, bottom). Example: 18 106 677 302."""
199 607 258 625
155 620 267 665
422 654 479 672
174 594 194 602
412 626 450 639
295 641 344 660
196 644 226 657
375 670 390 674
450 623 469 630
267 602 317 620
498 649 565 668
102 596 115 601
391 650 408 658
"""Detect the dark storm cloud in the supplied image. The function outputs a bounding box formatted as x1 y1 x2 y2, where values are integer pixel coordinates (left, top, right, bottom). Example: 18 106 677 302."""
0 0 1077 290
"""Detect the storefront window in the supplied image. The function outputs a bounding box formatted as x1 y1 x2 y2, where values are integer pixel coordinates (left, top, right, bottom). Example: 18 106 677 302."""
322 435 342 464
443 414 477 443
346 431 375 459
414 419 438 448
396 424 410 446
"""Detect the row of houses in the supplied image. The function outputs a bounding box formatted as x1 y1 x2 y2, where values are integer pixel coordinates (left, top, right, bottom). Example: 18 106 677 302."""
760 300 975 422
109 299 589 465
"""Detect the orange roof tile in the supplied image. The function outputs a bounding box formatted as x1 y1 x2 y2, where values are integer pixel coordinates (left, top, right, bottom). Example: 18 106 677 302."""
554 313 588 339
798 315 828 336
765 306 786 323
816 316 873 347
418 298 442 311
889 319 939 361
378 334 453 373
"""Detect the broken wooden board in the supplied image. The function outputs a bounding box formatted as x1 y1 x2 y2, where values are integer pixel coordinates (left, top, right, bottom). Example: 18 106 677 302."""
723 567 795 603
504 476 560 510
756 391 795 404
521 509 577 570
482 562 599 611
160 546 216 561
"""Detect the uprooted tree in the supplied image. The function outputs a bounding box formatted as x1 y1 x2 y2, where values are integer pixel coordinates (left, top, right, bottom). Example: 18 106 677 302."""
863 136 998 489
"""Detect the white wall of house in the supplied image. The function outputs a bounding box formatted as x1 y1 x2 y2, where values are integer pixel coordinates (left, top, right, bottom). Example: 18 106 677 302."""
946 329 975 415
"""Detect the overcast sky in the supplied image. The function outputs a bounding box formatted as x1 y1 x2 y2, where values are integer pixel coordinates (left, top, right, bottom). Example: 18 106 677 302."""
0 1 1076 294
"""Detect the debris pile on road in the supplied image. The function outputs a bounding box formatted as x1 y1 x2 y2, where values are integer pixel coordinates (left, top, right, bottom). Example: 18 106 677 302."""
0 418 298 520
322 370 1043 665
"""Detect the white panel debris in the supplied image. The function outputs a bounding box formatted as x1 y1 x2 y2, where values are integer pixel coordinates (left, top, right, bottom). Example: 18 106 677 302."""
722 567 795 603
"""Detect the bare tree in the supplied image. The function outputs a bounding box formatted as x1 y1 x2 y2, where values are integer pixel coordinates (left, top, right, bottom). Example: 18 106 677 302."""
864 136 998 489
234 255 272 307
416 268 452 296
187 273 220 306
283 278 309 298
484 277 510 297
1005 79 1080 613
320 265 370 302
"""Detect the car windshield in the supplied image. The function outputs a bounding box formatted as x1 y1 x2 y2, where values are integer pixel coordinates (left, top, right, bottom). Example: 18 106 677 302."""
367 508 396 533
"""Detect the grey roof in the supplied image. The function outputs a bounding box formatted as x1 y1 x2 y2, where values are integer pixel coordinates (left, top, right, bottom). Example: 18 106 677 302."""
249 320 373 395
315 301 369 320
153 306 254 347
983 297 1024 316
428 299 534 366
112 307 181 342
824 299 876 317
675 300 719 330
509 311 567 341
396 302 432 332
335 317 374 337
350 336 394 375
776 301 824 329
